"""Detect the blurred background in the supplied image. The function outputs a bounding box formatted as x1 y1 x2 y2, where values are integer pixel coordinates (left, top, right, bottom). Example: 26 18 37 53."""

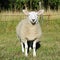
0 0 60 11
0 0 60 60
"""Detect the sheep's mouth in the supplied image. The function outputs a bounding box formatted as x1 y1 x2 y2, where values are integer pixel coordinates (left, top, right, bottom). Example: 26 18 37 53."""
32 22 36 25
31 21 36 25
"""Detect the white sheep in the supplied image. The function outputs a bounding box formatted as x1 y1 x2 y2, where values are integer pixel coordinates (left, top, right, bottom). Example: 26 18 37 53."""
16 9 44 57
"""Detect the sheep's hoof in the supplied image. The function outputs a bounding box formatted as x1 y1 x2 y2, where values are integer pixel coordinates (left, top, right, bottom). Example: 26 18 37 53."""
33 53 36 57
33 54 36 57
25 54 28 57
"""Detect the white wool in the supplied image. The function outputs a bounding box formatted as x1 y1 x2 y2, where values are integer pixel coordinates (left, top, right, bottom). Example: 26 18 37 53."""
16 19 42 43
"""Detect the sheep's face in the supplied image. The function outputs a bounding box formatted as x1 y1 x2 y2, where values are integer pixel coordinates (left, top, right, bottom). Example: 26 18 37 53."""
28 12 38 25
23 9 44 25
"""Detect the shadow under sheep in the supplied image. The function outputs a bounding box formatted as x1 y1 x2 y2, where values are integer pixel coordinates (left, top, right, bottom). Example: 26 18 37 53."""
23 41 41 53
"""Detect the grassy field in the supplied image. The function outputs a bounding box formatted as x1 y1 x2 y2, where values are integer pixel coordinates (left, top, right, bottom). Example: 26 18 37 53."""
0 11 60 60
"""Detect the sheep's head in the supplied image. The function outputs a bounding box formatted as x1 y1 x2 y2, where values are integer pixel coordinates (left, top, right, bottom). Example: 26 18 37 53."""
23 9 44 25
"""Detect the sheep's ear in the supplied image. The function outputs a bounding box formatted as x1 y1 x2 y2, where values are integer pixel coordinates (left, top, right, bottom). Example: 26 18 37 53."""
23 10 29 15
37 9 44 15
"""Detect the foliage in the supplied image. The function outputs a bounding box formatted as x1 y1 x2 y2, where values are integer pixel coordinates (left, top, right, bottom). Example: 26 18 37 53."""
48 0 60 10
0 0 60 11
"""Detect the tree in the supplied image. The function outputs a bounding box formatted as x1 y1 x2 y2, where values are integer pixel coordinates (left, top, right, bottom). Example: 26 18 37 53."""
48 0 59 10
0 0 60 11
0 0 10 11
9 0 17 11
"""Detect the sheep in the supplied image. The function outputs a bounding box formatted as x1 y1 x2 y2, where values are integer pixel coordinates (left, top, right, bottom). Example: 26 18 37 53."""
16 9 44 57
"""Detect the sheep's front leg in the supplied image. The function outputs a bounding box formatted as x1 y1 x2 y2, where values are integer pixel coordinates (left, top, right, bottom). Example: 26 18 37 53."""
33 40 36 57
25 41 28 56
21 42 24 53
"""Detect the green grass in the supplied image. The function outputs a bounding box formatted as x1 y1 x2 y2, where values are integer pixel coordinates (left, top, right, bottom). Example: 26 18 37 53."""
0 14 60 60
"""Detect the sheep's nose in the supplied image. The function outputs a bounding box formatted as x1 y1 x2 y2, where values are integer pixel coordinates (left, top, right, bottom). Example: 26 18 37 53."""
32 19 35 22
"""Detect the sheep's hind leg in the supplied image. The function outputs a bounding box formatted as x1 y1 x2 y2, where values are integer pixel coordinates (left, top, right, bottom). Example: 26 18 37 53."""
33 40 36 57
25 41 28 56
21 42 24 53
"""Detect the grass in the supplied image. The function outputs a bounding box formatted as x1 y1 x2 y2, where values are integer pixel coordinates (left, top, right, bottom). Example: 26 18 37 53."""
0 11 60 60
